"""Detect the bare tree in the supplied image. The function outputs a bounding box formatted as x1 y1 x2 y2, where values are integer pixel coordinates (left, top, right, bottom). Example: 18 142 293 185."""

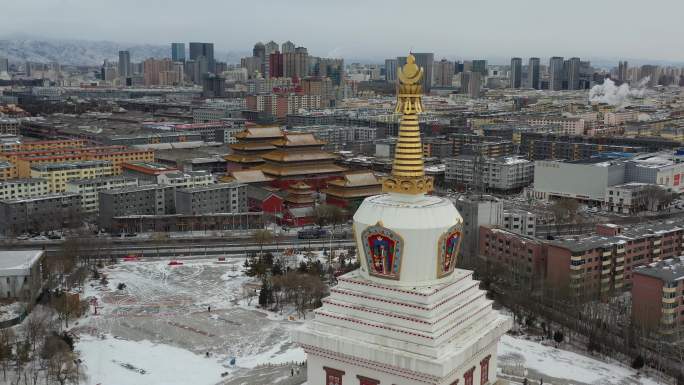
0 328 14 381
25 306 53 353
251 229 274 256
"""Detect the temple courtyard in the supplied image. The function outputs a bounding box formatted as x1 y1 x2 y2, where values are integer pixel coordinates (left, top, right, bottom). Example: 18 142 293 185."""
71 258 661 385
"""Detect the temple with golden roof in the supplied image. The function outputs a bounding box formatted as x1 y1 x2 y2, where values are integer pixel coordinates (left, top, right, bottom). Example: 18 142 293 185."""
323 171 382 209
257 132 346 189
224 126 283 171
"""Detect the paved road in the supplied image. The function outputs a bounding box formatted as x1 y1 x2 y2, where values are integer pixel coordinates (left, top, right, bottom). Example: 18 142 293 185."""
1 235 355 259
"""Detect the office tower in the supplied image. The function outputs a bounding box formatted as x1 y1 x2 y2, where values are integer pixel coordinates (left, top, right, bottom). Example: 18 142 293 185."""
579 61 592 89
265 41 278 56
640 65 659 87
269 52 284 78
0 57 8 73
283 46 308 78
189 42 215 73
549 56 564 91
472 60 488 77
528 57 540 89
171 43 185 62
385 59 398 82
461 71 481 98
118 51 130 80
567 57 581 90
281 40 295 53
253 42 266 77
433 59 455 87
315 58 344 86
398 53 434 91
253 42 265 62
510 57 522 88
241 56 261 79
618 61 628 83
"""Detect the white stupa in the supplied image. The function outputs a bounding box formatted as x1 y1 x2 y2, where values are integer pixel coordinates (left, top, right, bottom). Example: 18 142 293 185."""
294 54 511 385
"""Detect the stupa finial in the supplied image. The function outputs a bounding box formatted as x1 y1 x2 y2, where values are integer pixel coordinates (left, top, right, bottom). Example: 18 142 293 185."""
382 53 433 195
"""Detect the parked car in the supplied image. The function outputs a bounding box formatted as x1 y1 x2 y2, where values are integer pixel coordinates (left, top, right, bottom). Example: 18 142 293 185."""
297 228 329 239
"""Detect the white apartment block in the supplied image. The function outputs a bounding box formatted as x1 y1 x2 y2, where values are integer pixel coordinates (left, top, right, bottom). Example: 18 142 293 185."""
157 171 215 189
525 117 585 136
0 178 50 201
66 176 138 213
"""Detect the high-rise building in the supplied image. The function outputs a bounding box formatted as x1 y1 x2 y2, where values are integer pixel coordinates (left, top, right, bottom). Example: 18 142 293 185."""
433 58 455 87
0 57 8 73
171 43 185 62
549 56 564 91
263 41 279 78
281 40 295 53
253 42 265 62
640 64 659 87
510 57 522 88
269 52 283 78
143 58 180 86
118 51 130 80
461 71 481 98
567 57 581 90
528 57 540 89
618 61 628 83
189 42 215 73
472 59 488 77
385 58 398 82
283 47 308 78
264 41 278 56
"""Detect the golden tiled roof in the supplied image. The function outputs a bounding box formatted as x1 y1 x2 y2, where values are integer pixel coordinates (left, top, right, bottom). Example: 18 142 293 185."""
234 126 284 140
224 154 265 163
327 171 380 188
271 133 326 147
323 185 383 198
260 163 346 177
229 142 277 151
261 150 337 163
229 169 274 183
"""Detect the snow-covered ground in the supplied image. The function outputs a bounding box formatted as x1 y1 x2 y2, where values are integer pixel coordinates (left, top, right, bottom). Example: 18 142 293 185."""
74 259 664 385
499 335 661 385
78 335 226 385
75 259 306 385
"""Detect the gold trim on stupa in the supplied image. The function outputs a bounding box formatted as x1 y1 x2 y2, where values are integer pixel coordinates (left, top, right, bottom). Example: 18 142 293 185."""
382 53 434 195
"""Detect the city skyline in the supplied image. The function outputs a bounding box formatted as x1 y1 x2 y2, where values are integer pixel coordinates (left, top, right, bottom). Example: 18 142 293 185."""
2 0 684 64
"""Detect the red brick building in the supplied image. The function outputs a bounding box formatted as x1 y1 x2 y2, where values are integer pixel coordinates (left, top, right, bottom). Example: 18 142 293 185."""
632 256 684 335
479 219 684 299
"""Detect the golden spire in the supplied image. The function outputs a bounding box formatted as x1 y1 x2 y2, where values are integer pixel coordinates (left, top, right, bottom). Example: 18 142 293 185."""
382 53 434 195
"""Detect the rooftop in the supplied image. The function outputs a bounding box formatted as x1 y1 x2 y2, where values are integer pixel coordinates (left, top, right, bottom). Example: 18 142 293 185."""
0 250 44 276
30 160 113 172
634 256 684 282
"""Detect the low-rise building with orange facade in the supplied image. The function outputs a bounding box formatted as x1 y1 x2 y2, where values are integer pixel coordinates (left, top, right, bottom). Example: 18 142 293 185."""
0 139 86 153
0 161 17 180
0 146 154 177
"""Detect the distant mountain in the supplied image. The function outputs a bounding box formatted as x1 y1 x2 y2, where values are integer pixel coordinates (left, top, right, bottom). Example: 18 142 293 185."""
0 37 171 66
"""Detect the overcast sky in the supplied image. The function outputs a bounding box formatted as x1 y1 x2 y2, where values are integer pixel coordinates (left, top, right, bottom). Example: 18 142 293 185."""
2 0 684 63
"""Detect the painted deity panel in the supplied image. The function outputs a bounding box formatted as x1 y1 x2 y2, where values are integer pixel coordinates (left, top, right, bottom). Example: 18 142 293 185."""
361 224 403 280
437 223 463 278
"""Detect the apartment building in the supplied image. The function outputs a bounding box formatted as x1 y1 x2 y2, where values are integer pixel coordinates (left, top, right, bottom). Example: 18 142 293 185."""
122 162 178 185
29 160 114 193
175 182 247 215
98 185 176 230
0 193 82 235
0 161 17 180
157 171 214 189
632 257 684 335
445 155 533 193
479 220 684 299
66 176 138 213
0 178 50 201
0 118 21 136
525 117 586 136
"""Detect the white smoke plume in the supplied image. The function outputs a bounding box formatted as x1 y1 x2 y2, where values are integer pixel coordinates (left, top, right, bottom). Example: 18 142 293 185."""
588 77 648 107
